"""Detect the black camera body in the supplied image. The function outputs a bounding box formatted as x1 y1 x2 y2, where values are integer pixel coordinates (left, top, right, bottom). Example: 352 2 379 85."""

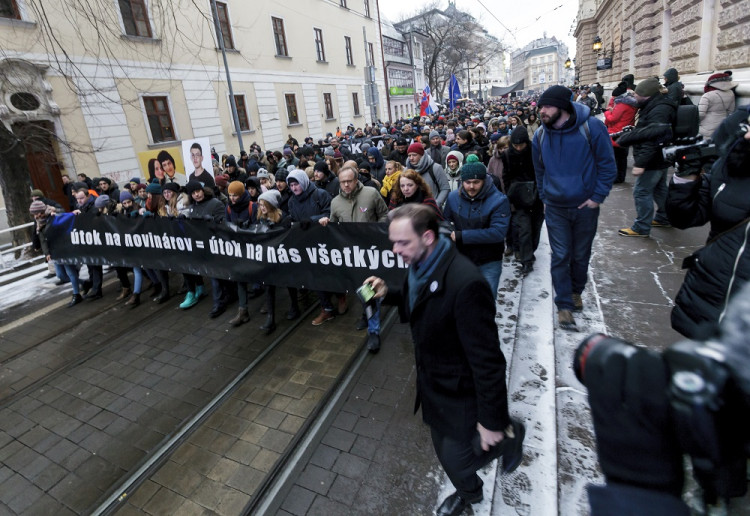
662 136 719 177
575 333 749 506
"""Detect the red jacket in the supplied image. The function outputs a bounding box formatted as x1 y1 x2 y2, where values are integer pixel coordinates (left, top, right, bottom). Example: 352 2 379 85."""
604 102 637 147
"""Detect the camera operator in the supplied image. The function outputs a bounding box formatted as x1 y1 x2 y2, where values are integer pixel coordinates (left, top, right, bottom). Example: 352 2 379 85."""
575 281 750 515
666 106 750 339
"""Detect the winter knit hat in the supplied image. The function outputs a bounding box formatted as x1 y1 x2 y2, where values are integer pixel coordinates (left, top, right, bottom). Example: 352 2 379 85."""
163 182 180 194
214 174 229 189
489 133 502 143
145 182 162 195
256 169 270 179
635 77 662 97
460 161 487 181
286 170 310 192
30 189 44 198
258 190 282 209
275 169 289 182
228 180 245 196
225 155 237 168
704 73 737 93
407 142 424 156
663 68 679 83
184 180 203 195
283 147 293 156
119 191 134 202
429 130 440 140
130 177 141 185
324 147 335 157
538 85 573 112
29 200 47 214
510 126 530 145
313 160 331 175
94 195 110 208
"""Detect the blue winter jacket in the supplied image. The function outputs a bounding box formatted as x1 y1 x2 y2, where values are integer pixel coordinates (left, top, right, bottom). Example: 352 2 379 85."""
531 103 617 208
442 179 510 265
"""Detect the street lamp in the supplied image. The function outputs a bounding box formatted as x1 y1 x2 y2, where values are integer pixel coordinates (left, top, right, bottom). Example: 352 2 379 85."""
564 57 572 69
592 36 603 53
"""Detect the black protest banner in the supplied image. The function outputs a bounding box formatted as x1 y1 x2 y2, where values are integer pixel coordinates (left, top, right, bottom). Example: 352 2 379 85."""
46 213 407 292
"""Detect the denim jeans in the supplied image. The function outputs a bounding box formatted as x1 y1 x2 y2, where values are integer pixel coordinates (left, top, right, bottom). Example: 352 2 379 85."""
545 205 600 311
632 168 669 234
54 262 70 282
367 299 382 335
63 264 80 294
132 267 143 294
478 260 502 298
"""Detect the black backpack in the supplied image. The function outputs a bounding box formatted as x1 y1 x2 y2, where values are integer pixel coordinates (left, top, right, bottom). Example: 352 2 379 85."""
673 104 700 140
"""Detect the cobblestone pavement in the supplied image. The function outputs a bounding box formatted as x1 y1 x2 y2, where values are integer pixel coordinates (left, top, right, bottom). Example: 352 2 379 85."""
4 171 750 516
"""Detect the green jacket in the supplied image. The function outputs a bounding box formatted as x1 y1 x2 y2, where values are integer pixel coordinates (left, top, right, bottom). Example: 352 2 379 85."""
330 182 388 223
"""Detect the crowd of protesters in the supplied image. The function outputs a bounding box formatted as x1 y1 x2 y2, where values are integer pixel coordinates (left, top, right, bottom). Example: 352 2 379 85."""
30 69 744 342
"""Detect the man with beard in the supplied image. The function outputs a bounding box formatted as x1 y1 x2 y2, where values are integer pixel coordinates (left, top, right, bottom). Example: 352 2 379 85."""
428 130 450 168
532 85 616 331
391 137 410 166
364 204 525 516
442 160 510 297
406 142 450 207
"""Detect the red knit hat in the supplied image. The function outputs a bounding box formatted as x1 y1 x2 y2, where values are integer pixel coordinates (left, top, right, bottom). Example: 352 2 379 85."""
407 142 424 156
704 73 733 93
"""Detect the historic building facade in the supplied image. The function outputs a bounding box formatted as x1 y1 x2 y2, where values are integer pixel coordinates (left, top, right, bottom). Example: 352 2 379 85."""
510 36 572 93
574 0 749 100
0 0 387 226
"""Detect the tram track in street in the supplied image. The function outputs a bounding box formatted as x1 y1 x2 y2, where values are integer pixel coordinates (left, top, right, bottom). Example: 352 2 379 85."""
97 306 395 516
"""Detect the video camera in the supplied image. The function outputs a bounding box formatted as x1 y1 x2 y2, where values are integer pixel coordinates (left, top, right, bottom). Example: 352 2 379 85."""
662 136 719 177
574 306 750 509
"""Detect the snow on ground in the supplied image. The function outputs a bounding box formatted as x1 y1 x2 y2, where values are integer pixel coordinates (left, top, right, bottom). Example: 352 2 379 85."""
0 268 65 314
431 228 604 516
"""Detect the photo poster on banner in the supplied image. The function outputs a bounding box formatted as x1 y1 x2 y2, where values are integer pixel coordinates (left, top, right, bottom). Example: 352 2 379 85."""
136 146 187 186
182 138 213 185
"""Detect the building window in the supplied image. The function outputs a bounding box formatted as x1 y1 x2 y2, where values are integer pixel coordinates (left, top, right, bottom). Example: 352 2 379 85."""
368 42 375 66
383 36 406 57
345 36 354 66
0 0 20 19
323 93 334 120
285 94 299 124
143 96 176 143
118 0 152 37
233 94 251 131
387 68 414 89
213 1 234 49
314 28 326 62
364 0 370 17
352 92 360 116
272 16 288 57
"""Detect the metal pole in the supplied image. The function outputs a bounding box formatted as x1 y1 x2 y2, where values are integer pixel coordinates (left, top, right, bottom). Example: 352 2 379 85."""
211 0 243 153
362 27 378 126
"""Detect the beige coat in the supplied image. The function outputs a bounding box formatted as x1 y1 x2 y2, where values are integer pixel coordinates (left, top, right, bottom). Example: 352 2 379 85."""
330 182 388 223
698 86 736 139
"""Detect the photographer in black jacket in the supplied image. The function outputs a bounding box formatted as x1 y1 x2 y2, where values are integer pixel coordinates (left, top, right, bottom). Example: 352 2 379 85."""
615 77 678 237
666 106 750 339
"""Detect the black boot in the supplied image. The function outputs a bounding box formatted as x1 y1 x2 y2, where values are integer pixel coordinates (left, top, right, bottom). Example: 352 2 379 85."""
260 314 276 335
125 293 140 308
68 293 83 307
286 287 300 320
260 288 276 334
151 282 162 298
154 286 170 304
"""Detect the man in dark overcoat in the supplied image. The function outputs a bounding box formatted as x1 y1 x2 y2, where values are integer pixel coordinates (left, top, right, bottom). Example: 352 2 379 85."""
366 204 525 516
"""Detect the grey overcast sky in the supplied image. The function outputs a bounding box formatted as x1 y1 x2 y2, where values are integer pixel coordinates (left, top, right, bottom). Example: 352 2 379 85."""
375 0 579 59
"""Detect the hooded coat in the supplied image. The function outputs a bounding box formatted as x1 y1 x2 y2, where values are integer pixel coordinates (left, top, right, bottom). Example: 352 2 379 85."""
287 171 331 223
445 150 464 192
698 85 736 139
663 68 684 105
411 153 450 207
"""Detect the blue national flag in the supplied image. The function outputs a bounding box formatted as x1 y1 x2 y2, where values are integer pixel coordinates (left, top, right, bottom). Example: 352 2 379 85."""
449 74 461 110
